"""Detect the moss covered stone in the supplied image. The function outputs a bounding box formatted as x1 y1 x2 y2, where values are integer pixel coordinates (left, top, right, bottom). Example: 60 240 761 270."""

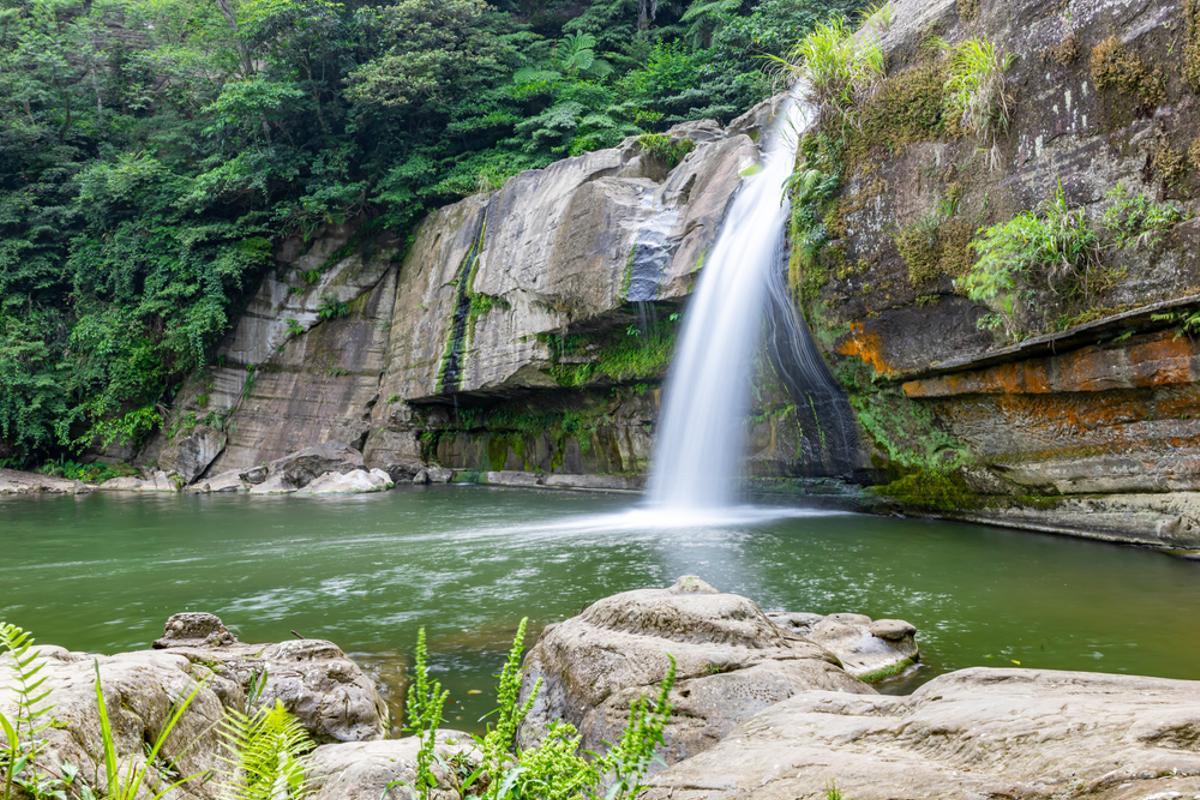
1185 0 1200 92
873 469 979 513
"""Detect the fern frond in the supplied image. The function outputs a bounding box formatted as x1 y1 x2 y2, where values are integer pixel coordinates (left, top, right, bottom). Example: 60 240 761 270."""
219 700 313 800
0 622 56 744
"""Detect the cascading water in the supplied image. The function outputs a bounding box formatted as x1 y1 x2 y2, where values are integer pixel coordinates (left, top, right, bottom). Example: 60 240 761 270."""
647 88 820 510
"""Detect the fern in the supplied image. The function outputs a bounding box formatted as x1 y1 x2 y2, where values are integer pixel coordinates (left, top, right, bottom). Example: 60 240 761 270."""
219 700 314 800
404 628 449 799
0 623 54 748
597 654 677 800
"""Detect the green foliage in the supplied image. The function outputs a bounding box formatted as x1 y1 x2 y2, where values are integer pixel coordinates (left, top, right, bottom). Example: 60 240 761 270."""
543 316 678 388
94 660 207 800
635 134 696 170
777 15 884 122
959 185 1101 338
219 700 314 800
895 193 972 286
873 469 979 513
787 133 843 312
36 459 138 484
1101 183 1185 249
404 627 449 799
938 37 1014 165
317 296 350 322
849 59 948 162
398 619 675 800
1 623 57 799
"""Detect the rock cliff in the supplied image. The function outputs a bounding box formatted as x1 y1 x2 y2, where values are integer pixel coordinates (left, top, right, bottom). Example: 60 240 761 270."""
797 0 1200 548
144 106 852 490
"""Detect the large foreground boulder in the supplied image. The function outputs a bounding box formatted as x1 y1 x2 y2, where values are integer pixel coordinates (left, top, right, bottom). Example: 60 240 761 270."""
1 614 393 800
644 668 1200 800
152 612 389 742
517 577 876 765
307 732 477 800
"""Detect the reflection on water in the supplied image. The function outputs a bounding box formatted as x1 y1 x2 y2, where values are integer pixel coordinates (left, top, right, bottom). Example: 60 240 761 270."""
3 485 1199 729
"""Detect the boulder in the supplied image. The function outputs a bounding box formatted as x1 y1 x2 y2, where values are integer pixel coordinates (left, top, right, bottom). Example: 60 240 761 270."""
97 469 179 492
766 611 918 681
0 645 230 800
0 468 87 495
157 426 227 484
307 732 477 800
644 668 1200 800
152 612 389 743
517 577 872 766
186 468 247 494
266 442 364 489
294 468 395 495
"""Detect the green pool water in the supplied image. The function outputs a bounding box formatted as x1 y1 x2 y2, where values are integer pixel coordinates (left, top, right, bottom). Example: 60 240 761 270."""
3 486 1199 731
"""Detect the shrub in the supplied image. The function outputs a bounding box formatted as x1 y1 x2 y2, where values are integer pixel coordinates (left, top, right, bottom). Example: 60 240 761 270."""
939 37 1014 167
635 133 696 170
317 295 350 321
1089 36 1165 114
959 185 1101 337
1101 183 1185 249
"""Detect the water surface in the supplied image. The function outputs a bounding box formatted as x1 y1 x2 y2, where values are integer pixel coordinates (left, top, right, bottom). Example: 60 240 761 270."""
3 486 1199 730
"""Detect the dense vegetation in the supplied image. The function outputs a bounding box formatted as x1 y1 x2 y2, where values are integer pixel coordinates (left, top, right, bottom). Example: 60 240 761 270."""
0 0 864 468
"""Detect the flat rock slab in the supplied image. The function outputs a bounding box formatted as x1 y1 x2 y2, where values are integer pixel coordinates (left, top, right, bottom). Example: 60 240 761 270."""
644 667 1200 800
0 468 88 495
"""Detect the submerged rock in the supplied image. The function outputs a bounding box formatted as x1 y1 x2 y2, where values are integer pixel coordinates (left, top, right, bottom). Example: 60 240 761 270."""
644 667 1200 799
517 577 873 766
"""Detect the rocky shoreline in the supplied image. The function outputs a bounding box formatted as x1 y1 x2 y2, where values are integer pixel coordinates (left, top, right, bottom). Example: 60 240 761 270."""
4 579 1198 799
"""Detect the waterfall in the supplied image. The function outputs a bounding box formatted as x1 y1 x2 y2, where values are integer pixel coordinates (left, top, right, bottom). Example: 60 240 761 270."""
647 89 815 509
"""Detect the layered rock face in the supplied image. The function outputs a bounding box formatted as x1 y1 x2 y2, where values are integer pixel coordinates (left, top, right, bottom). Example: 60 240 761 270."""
143 113 847 487
804 0 1200 546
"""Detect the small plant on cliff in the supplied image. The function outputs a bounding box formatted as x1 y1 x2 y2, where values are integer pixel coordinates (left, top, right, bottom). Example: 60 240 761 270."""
959 184 1101 338
776 16 884 124
635 134 695 170
1101 183 1185 249
317 296 350 321
938 37 1014 168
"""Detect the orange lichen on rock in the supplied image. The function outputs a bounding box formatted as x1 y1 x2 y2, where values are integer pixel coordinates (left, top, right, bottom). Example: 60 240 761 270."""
837 322 897 377
903 331 1199 398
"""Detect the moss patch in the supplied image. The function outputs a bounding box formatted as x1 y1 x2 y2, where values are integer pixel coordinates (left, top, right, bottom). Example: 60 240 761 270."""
956 0 979 21
1089 36 1165 116
872 469 979 513
540 314 678 388
1151 136 1189 191
1042 34 1079 67
847 59 949 169
1185 0 1200 92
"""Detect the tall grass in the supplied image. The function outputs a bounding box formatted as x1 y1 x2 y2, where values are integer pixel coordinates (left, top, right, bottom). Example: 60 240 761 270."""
939 37 1014 168
775 17 884 123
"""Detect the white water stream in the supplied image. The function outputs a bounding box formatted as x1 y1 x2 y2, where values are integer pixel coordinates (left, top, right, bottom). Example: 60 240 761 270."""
647 89 813 509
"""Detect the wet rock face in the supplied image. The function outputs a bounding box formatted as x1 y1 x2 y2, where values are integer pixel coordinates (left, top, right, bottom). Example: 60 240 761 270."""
517 577 875 768
644 668 1200 800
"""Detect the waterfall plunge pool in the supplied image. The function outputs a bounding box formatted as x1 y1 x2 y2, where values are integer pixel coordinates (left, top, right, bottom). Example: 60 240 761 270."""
4 485 1199 731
